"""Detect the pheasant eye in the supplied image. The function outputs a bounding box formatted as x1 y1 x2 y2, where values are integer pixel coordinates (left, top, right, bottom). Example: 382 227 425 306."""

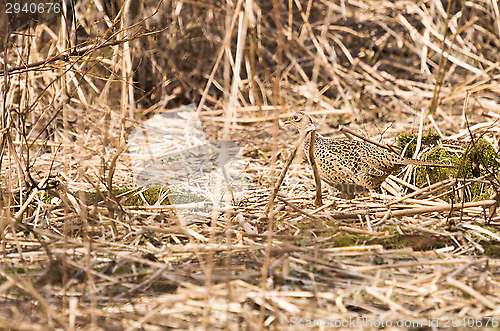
293 115 299 121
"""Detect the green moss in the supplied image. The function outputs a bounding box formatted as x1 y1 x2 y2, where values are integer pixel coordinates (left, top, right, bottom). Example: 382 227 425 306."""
40 191 57 204
484 243 500 258
332 234 356 246
397 134 500 202
461 138 500 174
396 132 441 158
308 265 318 272
413 147 460 187
169 187 208 204
455 139 498 201
372 257 385 265
136 187 165 205
483 226 500 234
367 234 451 250
83 186 170 206
332 233 371 247
37 185 206 207
295 238 307 246
291 216 338 237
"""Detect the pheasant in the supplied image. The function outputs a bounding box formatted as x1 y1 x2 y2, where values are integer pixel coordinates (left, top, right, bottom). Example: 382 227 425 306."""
286 111 457 197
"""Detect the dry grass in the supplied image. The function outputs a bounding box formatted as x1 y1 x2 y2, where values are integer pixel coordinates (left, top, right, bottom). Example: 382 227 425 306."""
1 0 500 329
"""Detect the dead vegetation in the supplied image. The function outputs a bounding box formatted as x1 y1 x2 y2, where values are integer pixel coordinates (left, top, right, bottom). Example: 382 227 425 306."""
1 0 500 329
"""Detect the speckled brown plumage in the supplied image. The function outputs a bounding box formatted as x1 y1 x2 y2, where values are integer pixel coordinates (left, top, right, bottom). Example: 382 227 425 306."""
286 111 456 196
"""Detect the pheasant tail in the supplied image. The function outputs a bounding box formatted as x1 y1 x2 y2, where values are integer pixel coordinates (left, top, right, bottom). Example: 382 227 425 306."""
399 158 458 168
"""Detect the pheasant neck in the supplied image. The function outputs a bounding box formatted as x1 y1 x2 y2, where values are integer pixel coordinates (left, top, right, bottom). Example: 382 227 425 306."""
303 130 323 152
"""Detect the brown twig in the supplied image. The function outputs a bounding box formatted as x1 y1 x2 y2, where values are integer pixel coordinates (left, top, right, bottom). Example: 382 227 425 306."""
265 125 315 216
308 130 323 206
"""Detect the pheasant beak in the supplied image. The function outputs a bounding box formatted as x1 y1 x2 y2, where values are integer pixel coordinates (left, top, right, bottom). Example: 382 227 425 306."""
284 119 291 125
